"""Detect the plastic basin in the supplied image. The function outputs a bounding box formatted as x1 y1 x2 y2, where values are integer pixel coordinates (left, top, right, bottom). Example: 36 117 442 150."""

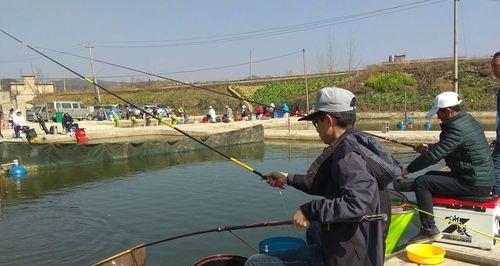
406 244 445 265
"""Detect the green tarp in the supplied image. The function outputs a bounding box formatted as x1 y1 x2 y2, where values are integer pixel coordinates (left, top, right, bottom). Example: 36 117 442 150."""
0 125 264 170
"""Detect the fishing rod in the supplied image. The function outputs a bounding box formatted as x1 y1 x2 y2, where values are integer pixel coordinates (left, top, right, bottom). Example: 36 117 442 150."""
90 214 388 265
0 28 282 185
37 46 299 114
368 133 417 149
40 46 421 150
144 213 387 248
2 29 418 154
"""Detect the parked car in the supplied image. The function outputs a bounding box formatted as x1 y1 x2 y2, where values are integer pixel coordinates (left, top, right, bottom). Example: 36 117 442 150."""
141 104 167 116
46 101 93 121
27 105 48 122
90 104 121 120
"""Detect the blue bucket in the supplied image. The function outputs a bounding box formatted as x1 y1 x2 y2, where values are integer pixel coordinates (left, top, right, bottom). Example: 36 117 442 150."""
258 237 306 254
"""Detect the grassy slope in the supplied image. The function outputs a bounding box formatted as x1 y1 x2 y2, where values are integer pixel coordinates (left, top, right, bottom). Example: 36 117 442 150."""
33 58 498 114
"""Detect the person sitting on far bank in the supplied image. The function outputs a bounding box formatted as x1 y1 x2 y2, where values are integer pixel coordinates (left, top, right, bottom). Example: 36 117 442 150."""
12 110 27 138
256 104 264 119
225 105 233 120
269 102 275 118
241 105 248 120
490 51 500 197
8 108 14 128
62 113 75 132
402 91 494 243
207 105 216 122
282 101 290 117
246 87 400 266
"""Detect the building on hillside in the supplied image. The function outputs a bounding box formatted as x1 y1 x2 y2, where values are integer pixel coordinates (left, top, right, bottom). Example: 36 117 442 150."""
0 75 55 114
9 75 54 96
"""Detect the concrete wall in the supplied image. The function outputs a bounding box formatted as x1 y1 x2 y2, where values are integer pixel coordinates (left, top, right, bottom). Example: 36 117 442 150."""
0 92 12 113
9 75 55 96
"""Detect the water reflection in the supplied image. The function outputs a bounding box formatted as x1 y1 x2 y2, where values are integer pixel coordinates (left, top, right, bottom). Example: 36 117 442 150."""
0 142 265 202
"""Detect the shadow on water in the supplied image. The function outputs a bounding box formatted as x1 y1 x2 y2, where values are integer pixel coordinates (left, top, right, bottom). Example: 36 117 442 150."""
0 142 265 202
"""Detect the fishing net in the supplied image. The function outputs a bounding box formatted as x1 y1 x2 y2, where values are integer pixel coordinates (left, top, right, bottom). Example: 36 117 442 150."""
0 125 263 170
91 245 146 266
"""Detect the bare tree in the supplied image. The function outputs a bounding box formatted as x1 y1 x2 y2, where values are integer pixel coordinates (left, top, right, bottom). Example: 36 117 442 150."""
315 33 336 73
347 33 356 72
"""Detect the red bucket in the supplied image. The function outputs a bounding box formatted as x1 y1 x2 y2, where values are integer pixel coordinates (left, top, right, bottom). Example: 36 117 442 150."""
75 128 88 144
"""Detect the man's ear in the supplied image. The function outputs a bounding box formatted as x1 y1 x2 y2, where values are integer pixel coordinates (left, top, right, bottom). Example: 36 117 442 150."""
325 114 335 126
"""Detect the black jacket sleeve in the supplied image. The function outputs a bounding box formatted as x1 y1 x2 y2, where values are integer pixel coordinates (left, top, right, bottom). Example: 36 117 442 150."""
299 152 378 223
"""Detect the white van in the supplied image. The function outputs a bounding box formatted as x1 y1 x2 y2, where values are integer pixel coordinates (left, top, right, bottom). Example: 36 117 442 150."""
46 101 93 121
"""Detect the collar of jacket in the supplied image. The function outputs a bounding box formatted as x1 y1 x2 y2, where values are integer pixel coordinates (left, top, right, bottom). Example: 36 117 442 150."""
440 111 467 129
303 129 356 178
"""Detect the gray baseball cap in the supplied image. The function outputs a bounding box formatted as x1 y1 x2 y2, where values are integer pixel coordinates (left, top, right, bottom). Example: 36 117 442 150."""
299 87 356 121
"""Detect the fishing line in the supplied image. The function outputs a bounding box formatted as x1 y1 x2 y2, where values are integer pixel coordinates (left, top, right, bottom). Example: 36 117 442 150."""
389 189 500 241
91 215 387 265
36 45 297 115
35 45 418 149
0 28 275 184
39 49 302 79
227 230 258 253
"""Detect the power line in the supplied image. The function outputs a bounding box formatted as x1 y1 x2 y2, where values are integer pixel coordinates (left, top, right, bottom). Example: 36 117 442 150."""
37 49 302 80
0 44 86 63
93 0 445 48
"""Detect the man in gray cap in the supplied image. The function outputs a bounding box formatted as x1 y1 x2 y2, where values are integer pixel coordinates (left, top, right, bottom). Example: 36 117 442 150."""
245 87 402 266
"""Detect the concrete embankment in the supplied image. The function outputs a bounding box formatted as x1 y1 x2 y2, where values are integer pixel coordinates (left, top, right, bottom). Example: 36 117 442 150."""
1 114 495 144
265 129 496 144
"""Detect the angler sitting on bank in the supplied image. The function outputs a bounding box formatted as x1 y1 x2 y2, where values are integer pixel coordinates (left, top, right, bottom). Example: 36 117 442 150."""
12 110 28 138
401 91 495 243
62 113 77 132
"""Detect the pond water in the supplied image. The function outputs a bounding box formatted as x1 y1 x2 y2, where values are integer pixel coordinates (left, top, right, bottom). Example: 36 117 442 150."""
0 142 444 265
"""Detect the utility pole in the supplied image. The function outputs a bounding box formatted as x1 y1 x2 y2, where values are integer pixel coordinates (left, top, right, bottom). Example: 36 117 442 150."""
303 49 310 129
303 48 310 113
453 0 459 93
63 78 66 92
249 50 252 80
86 44 101 104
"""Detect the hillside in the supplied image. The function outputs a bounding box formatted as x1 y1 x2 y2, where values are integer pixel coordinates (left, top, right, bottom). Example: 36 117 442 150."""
31 58 498 115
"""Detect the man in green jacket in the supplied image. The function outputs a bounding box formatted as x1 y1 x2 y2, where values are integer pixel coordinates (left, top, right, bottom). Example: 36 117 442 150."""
402 91 494 242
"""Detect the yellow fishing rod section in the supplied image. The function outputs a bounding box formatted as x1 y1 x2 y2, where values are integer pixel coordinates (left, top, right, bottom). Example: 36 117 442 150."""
0 28 266 180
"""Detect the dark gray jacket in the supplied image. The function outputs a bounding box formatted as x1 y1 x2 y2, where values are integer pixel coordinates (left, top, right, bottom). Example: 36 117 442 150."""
287 130 402 266
407 112 494 187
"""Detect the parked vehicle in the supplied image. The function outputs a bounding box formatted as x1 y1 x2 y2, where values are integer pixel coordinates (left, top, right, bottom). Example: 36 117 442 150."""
141 104 167 116
46 101 93 121
27 105 48 122
90 104 121 120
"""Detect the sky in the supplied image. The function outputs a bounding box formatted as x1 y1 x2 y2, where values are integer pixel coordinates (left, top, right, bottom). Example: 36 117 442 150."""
0 0 499 83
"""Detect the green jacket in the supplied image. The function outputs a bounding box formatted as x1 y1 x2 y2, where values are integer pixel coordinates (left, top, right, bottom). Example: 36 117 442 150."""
407 112 494 187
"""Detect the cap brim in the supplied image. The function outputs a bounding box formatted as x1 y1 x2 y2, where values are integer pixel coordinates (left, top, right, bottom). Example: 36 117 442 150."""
425 106 439 119
298 111 322 121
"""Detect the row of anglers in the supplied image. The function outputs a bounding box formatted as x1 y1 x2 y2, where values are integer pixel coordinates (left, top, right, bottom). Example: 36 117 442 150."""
0 109 76 139
109 101 305 124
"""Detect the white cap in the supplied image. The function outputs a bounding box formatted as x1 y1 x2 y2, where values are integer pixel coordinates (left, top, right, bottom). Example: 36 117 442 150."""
425 91 462 119
209 106 213 109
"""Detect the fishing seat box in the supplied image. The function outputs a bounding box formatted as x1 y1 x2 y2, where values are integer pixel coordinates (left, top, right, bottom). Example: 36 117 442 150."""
431 195 500 250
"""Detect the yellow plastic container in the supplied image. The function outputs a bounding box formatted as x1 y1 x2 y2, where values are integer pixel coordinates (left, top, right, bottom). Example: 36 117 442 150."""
406 244 445 265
